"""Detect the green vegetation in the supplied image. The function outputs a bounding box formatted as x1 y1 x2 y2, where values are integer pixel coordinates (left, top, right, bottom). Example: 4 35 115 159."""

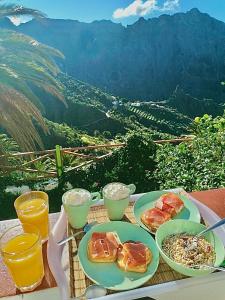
44 75 194 139
1 113 224 220
0 8 224 221
41 120 107 149
62 131 158 193
156 113 225 191
0 2 64 153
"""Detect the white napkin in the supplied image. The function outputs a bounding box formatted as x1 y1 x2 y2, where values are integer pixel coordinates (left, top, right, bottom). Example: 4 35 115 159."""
47 207 69 300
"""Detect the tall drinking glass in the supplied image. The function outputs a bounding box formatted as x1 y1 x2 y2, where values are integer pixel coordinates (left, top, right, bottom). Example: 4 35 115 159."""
0 224 44 292
14 191 49 242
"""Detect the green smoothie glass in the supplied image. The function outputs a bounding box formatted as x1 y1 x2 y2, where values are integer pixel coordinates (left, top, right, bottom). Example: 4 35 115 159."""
103 182 136 220
62 188 100 229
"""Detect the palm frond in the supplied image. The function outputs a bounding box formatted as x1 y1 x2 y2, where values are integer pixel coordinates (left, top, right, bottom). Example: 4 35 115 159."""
0 4 46 19
0 29 65 107
0 3 66 152
0 84 48 151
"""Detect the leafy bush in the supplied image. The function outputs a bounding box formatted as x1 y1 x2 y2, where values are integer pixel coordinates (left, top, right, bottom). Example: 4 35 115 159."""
63 131 159 193
156 113 225 191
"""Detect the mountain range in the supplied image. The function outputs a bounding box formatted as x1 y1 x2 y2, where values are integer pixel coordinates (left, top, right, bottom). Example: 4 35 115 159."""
1 8 225 103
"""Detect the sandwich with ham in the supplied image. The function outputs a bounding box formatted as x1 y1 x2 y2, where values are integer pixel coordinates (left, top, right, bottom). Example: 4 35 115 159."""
87 232 120 263
141 193 184 232
141 207 171 232
117 240 152 273
155 193 184 216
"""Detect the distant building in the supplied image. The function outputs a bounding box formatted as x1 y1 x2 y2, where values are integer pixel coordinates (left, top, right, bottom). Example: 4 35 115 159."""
131 102 141 107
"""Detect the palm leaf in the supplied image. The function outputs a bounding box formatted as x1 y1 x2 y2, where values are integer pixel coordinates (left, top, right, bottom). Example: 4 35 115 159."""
0 84 47 151
0 4 66 154
0 4 46 19
0 30 65 105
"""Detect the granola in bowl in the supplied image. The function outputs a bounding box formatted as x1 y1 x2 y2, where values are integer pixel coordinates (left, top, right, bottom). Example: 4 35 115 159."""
162 233 215 267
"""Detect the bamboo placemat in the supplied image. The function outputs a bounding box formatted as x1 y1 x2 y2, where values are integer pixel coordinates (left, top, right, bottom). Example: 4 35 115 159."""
68 204 188 298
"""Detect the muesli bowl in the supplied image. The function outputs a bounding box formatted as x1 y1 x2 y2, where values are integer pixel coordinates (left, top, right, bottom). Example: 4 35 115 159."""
155 219 225 277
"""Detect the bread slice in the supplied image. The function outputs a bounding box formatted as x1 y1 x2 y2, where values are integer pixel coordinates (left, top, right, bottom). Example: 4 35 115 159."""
117 241 152 273
158 193 184 215
141 216 157 233
155 198 176 217
87 231 120 263
141 208 171 232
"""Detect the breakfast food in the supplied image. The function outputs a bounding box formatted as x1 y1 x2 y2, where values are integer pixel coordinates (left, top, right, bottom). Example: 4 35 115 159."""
162 233 215 267
141 193 184 232
103 183 130 201
141 208 171 232
87 232 120 262
155 193 184 216
117 241 152 273
87 232 152 273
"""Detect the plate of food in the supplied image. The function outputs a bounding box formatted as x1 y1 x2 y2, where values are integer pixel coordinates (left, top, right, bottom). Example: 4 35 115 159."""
78 221 159 290
134 191 201 234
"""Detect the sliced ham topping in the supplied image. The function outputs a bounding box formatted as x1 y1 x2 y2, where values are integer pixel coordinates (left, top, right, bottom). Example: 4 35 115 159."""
159 193 184 214
155 199 176 216
143 208 171 227
124 242 147 266
118 241 147 267
90 232 119 258
92 232 106 241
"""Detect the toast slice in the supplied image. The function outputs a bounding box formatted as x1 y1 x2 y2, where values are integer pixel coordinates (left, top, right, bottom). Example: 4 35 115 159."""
155 193 184 216
117 241 152 273
141 208 171 232
87 231 120 263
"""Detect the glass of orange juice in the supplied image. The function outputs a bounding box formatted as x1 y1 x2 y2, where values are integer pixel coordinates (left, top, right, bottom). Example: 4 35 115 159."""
14 191 49 242
0 224 44 292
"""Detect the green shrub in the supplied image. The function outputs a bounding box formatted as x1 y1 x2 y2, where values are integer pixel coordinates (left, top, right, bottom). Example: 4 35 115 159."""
156 113 225 191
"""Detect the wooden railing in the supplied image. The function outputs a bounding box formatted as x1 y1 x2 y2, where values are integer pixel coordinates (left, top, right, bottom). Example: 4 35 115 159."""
0 137 193 179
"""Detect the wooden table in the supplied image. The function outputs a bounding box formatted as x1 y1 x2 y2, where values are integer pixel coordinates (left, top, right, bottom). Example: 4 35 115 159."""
0 188 225 298
190 188 225 218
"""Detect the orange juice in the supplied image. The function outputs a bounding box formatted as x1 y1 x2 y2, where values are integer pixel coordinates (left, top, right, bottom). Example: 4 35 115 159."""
15 192 49 242
0 225 44 292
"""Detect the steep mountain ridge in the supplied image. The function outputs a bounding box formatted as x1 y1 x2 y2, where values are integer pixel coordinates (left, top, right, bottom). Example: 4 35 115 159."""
1 9 225 102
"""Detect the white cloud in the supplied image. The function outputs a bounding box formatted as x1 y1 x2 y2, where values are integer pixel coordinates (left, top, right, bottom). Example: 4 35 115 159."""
113 0 156 19
113 0 180 19
161 0 180 11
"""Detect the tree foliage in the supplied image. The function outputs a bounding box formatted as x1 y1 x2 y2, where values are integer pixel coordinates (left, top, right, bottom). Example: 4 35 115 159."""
63 130 159 193
156 113 225 191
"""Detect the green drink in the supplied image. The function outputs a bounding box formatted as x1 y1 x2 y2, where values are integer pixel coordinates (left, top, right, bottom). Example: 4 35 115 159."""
103 182 136 220
62 188 100 229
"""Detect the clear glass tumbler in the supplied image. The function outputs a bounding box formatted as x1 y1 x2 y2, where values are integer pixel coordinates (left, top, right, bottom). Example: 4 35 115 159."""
0 223 44 292
14 191 49 242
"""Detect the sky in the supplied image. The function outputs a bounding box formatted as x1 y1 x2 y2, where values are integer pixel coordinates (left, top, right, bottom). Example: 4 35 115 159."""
8 0 225 26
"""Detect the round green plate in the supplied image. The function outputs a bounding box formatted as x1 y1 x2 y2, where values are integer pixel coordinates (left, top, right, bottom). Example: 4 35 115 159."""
78 221 159 291
134 191 201 234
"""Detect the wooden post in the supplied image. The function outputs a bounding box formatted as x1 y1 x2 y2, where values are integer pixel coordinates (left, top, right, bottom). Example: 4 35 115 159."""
55 145 63 178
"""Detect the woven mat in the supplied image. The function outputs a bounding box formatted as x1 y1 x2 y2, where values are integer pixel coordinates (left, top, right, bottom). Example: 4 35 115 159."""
68 204 189 298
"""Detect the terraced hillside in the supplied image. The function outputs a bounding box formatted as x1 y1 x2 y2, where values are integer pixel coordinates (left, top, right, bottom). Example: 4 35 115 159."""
40 74 193 139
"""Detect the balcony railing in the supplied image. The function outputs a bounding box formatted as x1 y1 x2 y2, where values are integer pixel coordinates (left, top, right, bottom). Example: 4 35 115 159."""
0 137 193 179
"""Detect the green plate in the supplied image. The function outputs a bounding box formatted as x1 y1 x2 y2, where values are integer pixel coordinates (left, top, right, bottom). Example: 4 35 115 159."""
78 221 159 290
134 191 201 234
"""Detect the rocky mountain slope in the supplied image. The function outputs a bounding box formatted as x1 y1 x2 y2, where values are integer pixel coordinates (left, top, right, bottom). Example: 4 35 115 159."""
1 8 225 102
